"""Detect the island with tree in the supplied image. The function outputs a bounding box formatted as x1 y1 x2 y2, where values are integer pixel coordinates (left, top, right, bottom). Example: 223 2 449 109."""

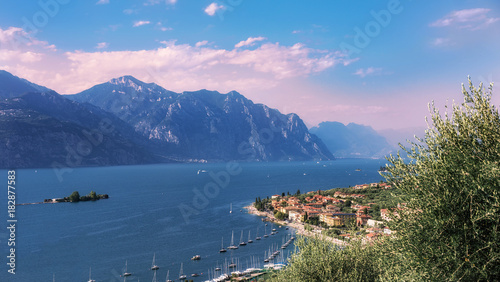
44 191 109 203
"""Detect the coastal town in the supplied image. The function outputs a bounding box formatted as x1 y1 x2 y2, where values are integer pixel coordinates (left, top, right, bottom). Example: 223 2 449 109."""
247 181 401 245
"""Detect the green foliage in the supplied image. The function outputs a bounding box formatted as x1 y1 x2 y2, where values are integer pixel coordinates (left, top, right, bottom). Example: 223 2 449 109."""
271 236 382 282
305 216 320 226
68 191 80 202
275 211 288 221
321 228 343 239
343 199 352 207
382 79 500 280
254 196 270 211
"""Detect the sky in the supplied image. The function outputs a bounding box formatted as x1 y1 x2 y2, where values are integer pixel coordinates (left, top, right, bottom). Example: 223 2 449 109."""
0 0 499 130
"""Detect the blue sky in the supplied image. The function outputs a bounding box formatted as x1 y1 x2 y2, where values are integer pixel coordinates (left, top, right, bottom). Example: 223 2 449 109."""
0 0 499 130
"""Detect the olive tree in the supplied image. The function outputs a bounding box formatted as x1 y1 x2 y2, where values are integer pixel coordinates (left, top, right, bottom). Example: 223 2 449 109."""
271 236 381 282
382 79 500 280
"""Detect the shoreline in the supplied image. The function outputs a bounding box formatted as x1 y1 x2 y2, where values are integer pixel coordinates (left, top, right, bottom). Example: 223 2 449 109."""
244 204 349 246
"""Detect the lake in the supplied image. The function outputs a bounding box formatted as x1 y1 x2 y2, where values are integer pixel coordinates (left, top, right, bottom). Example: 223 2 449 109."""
0 159 387 281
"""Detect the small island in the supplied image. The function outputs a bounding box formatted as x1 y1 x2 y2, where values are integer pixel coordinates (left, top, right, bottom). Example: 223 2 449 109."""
44 190 109 203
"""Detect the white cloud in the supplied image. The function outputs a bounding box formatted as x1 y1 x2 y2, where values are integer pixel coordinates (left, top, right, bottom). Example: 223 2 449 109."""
0 26 354 98
123 9 134 15
0 26 56 51
54 41 352 93
0 50 43 63
156 22 173 31
430 8 500 30
235 37 267 48
133 20 151 27
96 0 109 4
353 67 384 78
96 42 109 49
431 37 453 47
195 40 209 47
145 0 176 6
204 2 224 16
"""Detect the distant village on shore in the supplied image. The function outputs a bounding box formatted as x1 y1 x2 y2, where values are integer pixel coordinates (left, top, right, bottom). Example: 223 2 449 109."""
249 181 402 244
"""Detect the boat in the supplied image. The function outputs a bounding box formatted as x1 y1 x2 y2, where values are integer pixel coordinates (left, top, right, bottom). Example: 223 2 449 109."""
355 168 362 171
88 267 95 282
122 260 132 277
219 237 227 253
239 230 247 246
191 255 201 260
255 227 261 240
165 270 173 282
228 230 238 249
191 273 200 277
247 230 253 243
151 253 159 270
263 225 269 238
179 263 186 280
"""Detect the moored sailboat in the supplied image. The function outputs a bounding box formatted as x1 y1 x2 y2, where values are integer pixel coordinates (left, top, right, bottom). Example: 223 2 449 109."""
122 260 132 277
255 226 261 240
228 230 238 249
165 270 173 282
179 263 186 280
151 253 159 270
239 230 247 246
219 236 227 253
88 267 95 282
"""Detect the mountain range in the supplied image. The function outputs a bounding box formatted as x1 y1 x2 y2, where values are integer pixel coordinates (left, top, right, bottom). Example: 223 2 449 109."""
0 71 334 168
310 122 394 159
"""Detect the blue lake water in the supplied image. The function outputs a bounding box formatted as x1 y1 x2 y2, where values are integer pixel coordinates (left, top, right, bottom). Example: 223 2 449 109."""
0 159 386 281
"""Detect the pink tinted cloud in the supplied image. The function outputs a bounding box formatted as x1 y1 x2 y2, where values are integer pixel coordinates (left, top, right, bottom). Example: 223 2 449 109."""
430 8 499 30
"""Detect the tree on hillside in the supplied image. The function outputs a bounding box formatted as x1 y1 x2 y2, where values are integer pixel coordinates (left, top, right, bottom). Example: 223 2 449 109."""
382 79 500 280
271 236 381 282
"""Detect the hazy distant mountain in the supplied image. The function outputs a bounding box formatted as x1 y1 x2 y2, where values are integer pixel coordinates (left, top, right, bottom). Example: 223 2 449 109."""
309 121 394 159
0 70 52 99
69 76 333 162
0 90 157 169
378 127 427 149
